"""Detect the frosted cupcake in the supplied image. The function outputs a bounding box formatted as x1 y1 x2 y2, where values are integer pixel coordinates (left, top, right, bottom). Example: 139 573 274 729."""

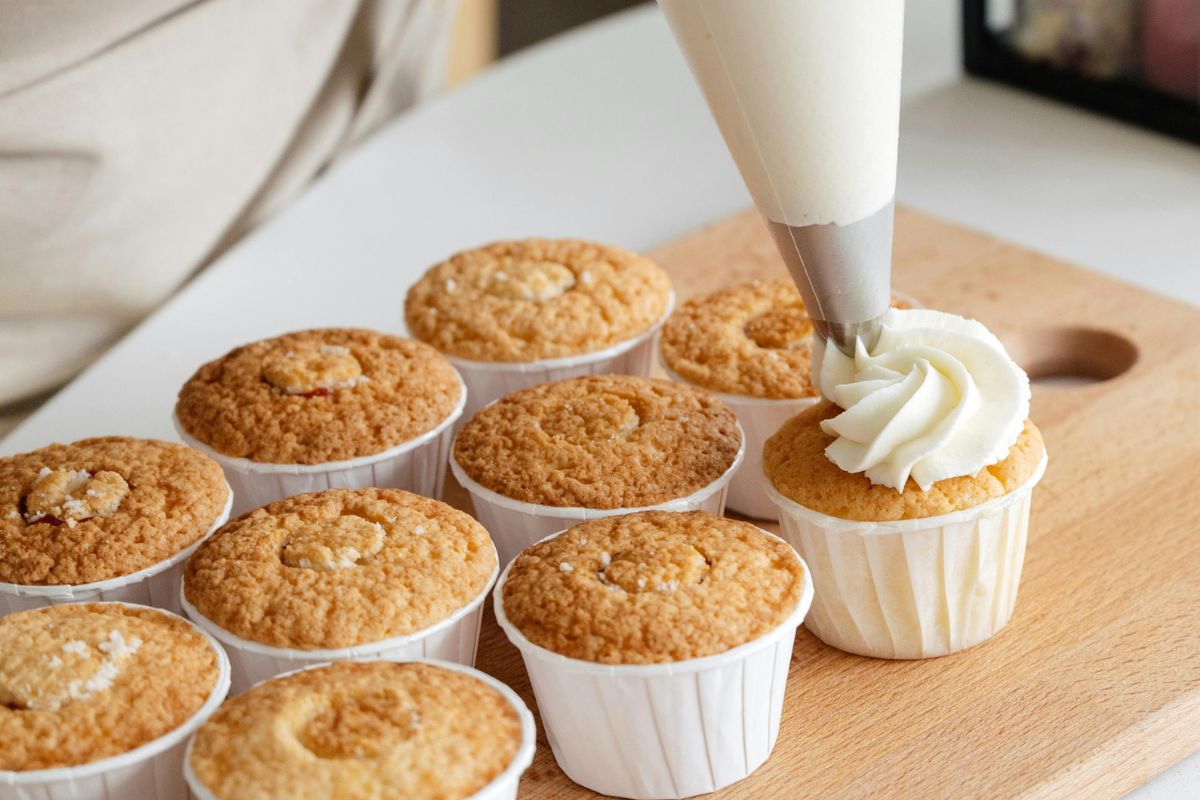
763 308 1047 659
450 374 743 565
405 239 674 418
660 280 913 520
0 437 231 614
0 602 229 800
185 660 535 800
174 328 464 515
496 510 812 798
181 488 497 692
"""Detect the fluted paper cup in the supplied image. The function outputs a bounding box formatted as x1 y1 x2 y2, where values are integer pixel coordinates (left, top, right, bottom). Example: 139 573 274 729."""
451 426 744 567
661 365 815 521
0 602 231 800
180 549 498 694
172 373 464 516
183 658 536 800
494 528 813 799
0 486 232 618
765 454 1048 659
448 294 674 421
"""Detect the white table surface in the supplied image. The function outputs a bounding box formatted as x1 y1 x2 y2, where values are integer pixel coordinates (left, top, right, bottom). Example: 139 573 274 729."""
4 4 1198 796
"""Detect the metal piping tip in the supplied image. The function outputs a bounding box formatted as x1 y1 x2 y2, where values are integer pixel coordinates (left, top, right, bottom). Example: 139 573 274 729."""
766 200 895 356
818 315 886 355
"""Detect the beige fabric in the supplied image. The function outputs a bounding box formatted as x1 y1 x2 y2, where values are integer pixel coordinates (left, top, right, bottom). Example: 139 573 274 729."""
0 0 454 410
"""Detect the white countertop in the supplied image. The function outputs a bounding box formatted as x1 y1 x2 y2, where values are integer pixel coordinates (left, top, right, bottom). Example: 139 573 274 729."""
4 4 1198 796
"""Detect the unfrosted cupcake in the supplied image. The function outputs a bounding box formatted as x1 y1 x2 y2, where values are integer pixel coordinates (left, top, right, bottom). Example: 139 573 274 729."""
405 239 674 418
0 602 229 800
182 488 497 692
0 437 231 614
184 660 535 800
450 374 743 565
763 308 1048 659
496 510 812 798
174 328 464 515
660 280 913 519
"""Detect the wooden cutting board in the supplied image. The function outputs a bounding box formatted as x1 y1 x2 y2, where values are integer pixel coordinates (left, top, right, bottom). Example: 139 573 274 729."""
464 207 1200 799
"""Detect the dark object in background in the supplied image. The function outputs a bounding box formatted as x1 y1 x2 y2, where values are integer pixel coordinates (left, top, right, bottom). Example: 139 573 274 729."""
964 0 1200 143
1143 0 1200 98
500 0 645 55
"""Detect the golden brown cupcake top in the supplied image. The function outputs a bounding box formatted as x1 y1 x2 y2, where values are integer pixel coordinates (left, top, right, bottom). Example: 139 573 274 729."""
183 489 496 650
0 437 228 585
404 239 673 362
175 328 462 465
501 511 806 664
660 281 912 399
764 402 1046 521
0 603 220 770
453 375 742 509
188 661 522 800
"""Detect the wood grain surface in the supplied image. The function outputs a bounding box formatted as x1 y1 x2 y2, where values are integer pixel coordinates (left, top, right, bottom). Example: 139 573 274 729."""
456 207 1200 799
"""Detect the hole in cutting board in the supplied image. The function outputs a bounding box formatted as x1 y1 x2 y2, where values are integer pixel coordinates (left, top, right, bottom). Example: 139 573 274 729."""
1005 327 1138 387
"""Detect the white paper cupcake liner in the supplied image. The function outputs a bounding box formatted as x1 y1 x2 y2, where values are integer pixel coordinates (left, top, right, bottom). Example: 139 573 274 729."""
451 425 744 567
182 658 536 800
660 364 816 521
494 528 813 800
0 602 231 800
765 453 1048 659
447 293 675 421
180 549 498 695
0 485 233 618
172 371 465 517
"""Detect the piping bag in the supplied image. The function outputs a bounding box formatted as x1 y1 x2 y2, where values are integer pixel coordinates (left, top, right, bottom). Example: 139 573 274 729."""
659 0 904 354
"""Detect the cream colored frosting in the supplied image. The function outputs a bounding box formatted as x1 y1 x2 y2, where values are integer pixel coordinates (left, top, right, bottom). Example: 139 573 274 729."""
813 309 1030 491
659 0 903 226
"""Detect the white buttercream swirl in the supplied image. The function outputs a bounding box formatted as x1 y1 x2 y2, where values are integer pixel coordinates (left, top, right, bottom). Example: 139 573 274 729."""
813 308 1030 491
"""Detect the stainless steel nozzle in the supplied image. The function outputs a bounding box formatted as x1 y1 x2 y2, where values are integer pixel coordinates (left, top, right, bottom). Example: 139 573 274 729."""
767 201 895 355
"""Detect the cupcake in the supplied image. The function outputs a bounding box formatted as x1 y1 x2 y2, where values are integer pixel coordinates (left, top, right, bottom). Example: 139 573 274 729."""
184 660 535 800
495 510 812 798
405 239 674 418
660 279 913 520
450 374 744 565
174 327 464 516
0 437 231 614
0 602 229 800
181 488 498 693
763 308 1047 659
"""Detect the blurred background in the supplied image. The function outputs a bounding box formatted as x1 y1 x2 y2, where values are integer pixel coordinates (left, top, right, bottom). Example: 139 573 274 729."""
1 0 1195 438
451 0 1198 141
447 0 641 83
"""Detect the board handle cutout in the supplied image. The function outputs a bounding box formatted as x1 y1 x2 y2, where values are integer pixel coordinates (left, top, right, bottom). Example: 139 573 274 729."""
1005 327 1138 387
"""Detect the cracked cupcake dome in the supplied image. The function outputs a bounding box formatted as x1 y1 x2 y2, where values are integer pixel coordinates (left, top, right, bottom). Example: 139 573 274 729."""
0 603 220 771
501 510 807 664
261 344 368 396
660 280 913 399
404 239 673 362
23 468 129 528
174 328 462 464
182 488 496 650
452 374 742 509
0 437 229 586
187 661 523 800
